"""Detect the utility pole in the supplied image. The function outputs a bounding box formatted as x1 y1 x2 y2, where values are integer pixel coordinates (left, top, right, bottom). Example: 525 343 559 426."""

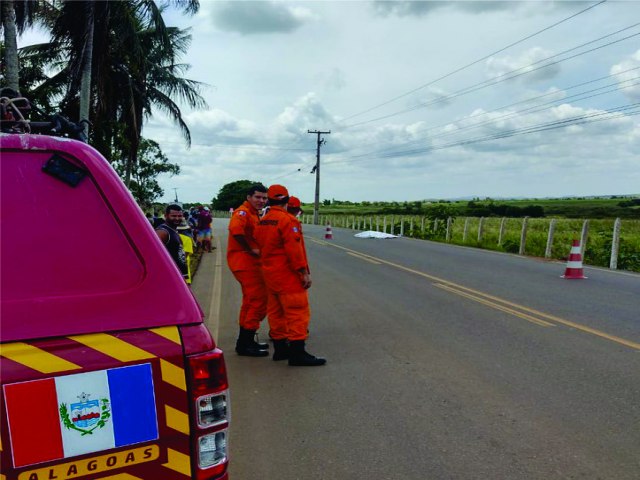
308 129 331 225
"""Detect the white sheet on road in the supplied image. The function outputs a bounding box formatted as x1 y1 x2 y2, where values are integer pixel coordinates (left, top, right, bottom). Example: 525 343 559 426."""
354 230 399 239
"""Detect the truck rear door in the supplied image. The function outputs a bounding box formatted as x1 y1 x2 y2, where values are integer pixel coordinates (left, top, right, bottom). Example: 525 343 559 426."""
0 135 229 480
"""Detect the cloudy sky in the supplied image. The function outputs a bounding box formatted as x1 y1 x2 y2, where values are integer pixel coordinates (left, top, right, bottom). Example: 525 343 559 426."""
25 1 640 203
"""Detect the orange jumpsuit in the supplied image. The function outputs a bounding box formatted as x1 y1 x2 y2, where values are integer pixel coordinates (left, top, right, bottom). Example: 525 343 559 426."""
227 201 267 330
254 206 310 341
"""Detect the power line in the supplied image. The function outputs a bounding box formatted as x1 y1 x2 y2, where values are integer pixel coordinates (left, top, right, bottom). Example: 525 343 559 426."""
345 65 640 157
348 73 640 160
154 141 311 152
344 23 640 129
326 103 639 165
340 0 608 122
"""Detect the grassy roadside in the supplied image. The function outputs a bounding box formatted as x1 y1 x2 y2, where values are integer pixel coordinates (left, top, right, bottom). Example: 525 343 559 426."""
306 214 640 273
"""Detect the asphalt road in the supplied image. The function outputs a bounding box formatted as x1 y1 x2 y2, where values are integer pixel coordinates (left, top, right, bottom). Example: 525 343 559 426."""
197 220 640 480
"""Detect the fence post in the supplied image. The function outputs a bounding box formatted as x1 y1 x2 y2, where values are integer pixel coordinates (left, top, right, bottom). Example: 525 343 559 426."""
410 217 414 236
369 216 373 230
446 217 452 242
400 217 405 236
463 218 469 243
545 219 556 258
519 216 529 255
434 218 439 236
498 217 507 246
610 218 621 270
352 216 356 230
580 219 590 256
391 216 395 234
383 216 387 233
477 217 485 243
376 216 379 231
421 217 425 234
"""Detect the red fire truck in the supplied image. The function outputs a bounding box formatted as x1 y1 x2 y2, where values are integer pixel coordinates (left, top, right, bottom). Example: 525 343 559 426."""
0 129 230 479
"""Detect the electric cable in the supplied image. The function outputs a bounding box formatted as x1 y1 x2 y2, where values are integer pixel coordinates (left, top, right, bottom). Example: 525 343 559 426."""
344 23 640 129
348 74 640 159
340 0 608 121
345 65 640 157
326 102 639 165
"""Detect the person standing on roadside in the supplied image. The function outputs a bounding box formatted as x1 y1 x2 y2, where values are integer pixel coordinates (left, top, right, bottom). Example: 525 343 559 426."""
287 196 303 218
227 184 270 357
197 206 214 252
177 220 194 285
155 204 189 282
255 185 325 366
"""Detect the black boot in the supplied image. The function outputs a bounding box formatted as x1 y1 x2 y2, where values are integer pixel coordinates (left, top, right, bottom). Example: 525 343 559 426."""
288 340 326 366
235 327 268 357
272 339 290 361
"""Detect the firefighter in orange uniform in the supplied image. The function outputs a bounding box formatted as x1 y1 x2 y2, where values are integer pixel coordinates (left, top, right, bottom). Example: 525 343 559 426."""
255 185 326 366
227 184 269 357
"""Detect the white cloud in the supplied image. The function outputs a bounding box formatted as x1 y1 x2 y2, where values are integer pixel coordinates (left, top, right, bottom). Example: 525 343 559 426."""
372 1 518 17
183 109 258 142
275 93 337 134
141 1 640 201
486 47 561 83
408 87 454 110
610 49 640 101
208 1 314 35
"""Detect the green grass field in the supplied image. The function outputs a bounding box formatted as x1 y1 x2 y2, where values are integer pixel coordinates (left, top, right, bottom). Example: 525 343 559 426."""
303 212 640 273
212 196 639 272
311 195 640 219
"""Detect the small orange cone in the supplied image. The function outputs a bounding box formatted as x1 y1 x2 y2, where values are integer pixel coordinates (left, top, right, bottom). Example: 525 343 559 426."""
562 239 587 279
325 223 333 240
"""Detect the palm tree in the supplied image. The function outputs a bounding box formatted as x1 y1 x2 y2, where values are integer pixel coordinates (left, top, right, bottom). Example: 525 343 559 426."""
1 1 20 91
1 0 47 92
46 0 205 184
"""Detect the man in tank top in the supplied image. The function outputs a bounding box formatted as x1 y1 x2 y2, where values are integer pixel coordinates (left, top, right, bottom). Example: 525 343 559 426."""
155 204 189 281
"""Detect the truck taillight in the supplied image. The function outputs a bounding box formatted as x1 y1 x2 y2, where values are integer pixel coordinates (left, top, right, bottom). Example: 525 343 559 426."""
197 391 229 428
187 348 230 480
198 430 228 468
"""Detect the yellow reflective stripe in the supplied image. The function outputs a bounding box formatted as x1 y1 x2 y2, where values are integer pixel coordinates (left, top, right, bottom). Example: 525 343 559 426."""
162 448 191 477
68 333 155 362
160 359 187 391
0 342 81 373
165 405 190 435
150 326 182 345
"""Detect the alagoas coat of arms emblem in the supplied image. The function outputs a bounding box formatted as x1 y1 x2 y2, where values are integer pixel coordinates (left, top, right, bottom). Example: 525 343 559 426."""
59 392 111 436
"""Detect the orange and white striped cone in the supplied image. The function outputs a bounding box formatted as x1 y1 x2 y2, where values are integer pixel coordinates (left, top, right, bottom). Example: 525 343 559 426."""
562 239 587 279
325 223 333 240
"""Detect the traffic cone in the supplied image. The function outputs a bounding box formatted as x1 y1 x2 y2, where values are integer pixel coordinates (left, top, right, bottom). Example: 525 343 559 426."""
562 239 587 279
325 223 333 240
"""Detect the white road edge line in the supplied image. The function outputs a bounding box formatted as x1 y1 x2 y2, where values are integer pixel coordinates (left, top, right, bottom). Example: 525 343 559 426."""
206 235 223 341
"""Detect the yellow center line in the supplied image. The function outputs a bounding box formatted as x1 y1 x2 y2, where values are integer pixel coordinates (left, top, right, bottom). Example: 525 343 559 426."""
314 240 640 350
346 251 382 264
308 238 329 246
433 283 555 327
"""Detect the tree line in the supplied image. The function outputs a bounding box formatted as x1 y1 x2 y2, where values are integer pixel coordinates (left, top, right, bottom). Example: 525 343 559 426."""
1 0 203 208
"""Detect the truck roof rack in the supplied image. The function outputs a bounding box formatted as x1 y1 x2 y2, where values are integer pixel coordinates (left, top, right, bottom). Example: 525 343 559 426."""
0 89 89 142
